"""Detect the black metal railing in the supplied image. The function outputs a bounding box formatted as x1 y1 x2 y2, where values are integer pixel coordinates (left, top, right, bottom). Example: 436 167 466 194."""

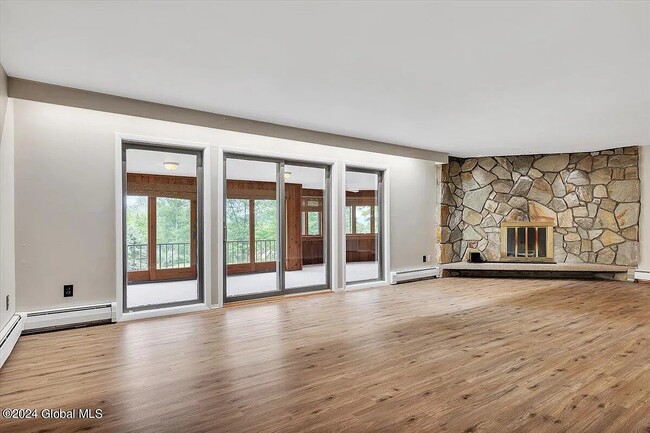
226 239 276 264
129 240 277 269
255 239 276 263
157 242 191 269
226 240 250 265
127 244 148 271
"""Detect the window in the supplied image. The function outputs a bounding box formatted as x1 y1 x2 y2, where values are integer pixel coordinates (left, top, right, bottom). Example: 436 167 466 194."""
302 196 323 236
344 204 379 235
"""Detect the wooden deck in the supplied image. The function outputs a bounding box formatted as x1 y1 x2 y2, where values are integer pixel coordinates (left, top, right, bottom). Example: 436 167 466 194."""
1 278 649 432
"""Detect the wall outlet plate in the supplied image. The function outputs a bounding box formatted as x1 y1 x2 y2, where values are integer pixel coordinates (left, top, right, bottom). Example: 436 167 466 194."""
63 284 74 297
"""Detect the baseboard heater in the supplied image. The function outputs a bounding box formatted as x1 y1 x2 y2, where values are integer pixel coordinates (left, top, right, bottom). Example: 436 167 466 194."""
22 302 117 334
390 267 440 284
1 314 25 369
635 270 650 282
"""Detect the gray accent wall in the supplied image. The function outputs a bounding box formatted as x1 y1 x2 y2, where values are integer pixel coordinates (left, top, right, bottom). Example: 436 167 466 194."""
0 64 16 330
12 99 440 312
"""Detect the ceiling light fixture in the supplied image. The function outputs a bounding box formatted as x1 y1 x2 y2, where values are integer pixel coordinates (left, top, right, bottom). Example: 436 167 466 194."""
163 161 179 171
284 171 292 179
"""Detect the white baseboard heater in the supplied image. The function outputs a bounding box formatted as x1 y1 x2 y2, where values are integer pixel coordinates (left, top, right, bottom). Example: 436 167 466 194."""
635 270 650 282
390 267 440 284
1 314 25 369
22 302 117 334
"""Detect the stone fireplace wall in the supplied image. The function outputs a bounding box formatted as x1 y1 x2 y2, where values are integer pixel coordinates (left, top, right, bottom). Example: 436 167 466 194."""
439 147 640 266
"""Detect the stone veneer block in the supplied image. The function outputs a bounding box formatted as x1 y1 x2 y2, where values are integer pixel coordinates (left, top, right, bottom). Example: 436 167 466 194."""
614 203 640 229
607 180 640 203
533 154 569 172
463 185 492 212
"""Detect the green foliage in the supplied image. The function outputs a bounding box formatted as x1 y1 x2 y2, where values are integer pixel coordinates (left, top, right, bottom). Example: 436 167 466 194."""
156 197 190 244
254 199 277 240
126 196 148 246
226 199 250 241
356 206 372 233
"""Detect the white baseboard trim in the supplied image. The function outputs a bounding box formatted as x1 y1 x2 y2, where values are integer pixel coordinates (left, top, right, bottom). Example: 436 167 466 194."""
344 280 389 291
390 267 440 284
120 303 208 322
634 269 650 282
0 314 25 369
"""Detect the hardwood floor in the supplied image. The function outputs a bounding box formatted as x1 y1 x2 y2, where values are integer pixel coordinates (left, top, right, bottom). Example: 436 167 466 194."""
1 278 649 432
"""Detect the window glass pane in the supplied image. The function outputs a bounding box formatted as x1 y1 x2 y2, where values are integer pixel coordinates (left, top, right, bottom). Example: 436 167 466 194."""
156 197 191 269
126 196 148 271
526 227 537 257
374 205 379 233
345 206 353 234
516 227 526 257
307 211 320 235
506 227 516 257
254 199 277 263
356 206 372 234
226 199 250 264
538 228 547 258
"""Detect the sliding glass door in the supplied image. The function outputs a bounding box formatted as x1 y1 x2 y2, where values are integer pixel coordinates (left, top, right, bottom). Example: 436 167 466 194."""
345 168 384 284
224 155 330 302
284 164 328 290
225 158 280 298
123 143 203 311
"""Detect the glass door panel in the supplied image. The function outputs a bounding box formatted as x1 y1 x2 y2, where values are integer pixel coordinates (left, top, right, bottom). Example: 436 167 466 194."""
225 158 280 299
124 146 201 311
345 169 382 284
284 164 328 291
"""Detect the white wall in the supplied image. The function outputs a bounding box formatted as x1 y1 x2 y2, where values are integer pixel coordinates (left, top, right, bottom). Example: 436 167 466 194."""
639 145 650 271
13 99 441 312
0 98 15 330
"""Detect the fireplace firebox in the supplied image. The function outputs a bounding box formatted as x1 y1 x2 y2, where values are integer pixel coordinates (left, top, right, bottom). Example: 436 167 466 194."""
500 221 554 262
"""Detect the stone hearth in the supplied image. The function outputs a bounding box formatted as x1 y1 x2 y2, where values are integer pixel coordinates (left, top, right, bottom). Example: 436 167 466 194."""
438 147 640 266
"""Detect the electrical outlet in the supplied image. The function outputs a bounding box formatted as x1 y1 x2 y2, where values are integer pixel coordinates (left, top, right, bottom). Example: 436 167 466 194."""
64 284 74 297
422 255 427 263
5 295 8 311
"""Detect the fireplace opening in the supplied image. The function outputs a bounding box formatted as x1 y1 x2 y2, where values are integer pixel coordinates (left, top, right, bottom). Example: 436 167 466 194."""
500 222 554 262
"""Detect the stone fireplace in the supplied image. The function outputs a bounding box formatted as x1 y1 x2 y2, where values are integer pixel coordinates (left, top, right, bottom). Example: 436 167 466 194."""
438 147 640 267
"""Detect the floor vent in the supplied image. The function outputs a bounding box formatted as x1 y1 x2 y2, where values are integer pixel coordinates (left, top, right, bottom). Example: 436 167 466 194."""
23 302 117 334
1 314 24 368
390 267 439 284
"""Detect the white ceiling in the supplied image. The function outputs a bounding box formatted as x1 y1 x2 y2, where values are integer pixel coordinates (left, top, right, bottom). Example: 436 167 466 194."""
1 1 648 157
